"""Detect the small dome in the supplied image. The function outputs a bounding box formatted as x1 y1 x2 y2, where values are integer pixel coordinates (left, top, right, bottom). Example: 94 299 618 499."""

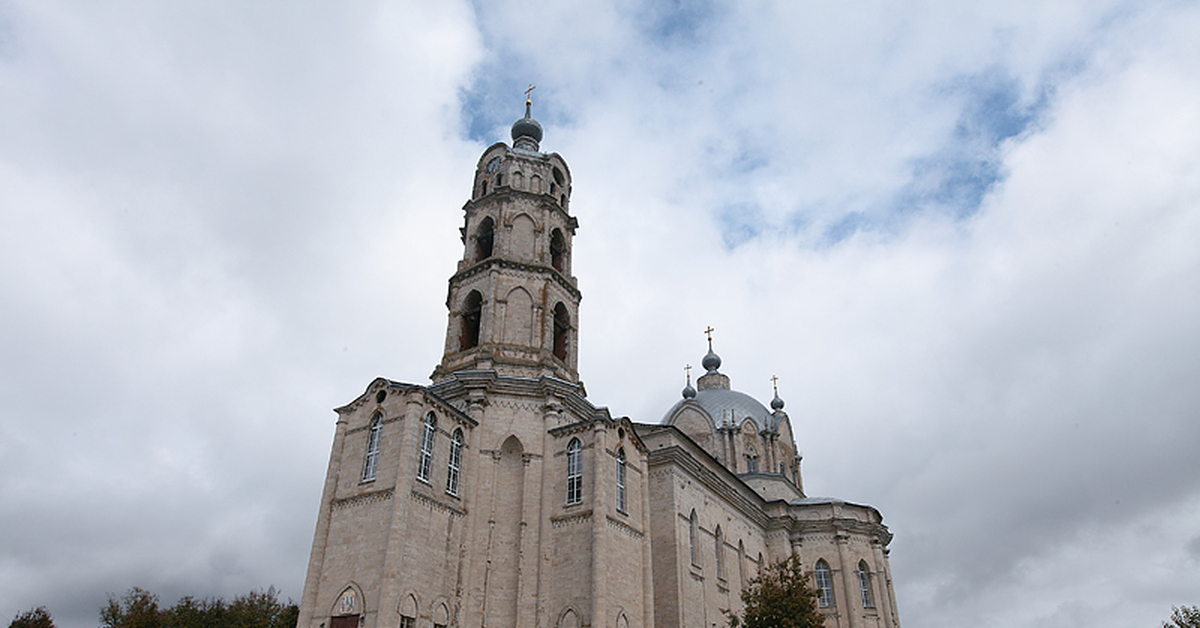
701 347 721 372
682 382 697 399
771 390 785 411
511 101 543 145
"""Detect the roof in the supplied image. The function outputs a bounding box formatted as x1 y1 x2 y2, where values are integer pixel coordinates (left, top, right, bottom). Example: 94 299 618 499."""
662 387 777 432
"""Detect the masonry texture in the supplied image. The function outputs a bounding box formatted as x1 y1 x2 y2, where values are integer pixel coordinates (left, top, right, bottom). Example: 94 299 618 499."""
296 102 901 628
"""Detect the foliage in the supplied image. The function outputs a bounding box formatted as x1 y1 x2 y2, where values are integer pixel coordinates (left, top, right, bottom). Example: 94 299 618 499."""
7 606 55 628
726 554 824 628
1164 606 1200 628
99 587 297 628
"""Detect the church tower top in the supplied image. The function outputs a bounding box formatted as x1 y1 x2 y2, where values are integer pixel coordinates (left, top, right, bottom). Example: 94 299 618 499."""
511 87 543 151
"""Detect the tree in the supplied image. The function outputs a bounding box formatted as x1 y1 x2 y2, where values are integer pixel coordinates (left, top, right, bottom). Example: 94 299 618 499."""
7 606 55 628
1164 605 1200 628
100 588 161 628
726 554 825 628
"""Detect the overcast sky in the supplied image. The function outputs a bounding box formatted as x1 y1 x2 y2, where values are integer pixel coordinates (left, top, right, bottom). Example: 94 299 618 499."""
2 2 1198 628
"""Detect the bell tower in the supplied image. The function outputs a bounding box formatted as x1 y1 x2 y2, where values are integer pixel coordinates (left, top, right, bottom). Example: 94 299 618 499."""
433 97 581 383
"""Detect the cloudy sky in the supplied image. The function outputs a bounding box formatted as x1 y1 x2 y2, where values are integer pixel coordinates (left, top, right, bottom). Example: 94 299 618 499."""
2 1 1199 627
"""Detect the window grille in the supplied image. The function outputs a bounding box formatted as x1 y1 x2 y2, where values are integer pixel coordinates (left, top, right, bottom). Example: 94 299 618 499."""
815 560 835 608
446 429 463 496
418 413 437 482
362 414 383 482
616 449 627 513
567 439 582 505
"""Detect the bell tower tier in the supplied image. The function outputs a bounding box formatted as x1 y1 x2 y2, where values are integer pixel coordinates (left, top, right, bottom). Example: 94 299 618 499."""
433 102 582 384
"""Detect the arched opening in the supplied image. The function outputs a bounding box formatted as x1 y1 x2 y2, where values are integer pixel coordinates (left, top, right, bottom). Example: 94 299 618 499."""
616 448 627 513
688 510 699 566
715 525 725 580
460 291 482 350
552 302 569 361
361 412 383 482
857 560 875 608
417 412 437 482
566 438 582 505
474 217 494 262
815 559 835 608
446 428 464 496
550 228 566 272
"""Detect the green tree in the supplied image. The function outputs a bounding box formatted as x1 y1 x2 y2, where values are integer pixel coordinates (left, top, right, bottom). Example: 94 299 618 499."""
726 554 824 628
1164 605 1200 628
100 588 161 628
7 606 55 628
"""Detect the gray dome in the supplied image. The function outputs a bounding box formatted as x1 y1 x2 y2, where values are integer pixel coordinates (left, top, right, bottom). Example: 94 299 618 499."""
663 387 774 432
771 390 785 411
682 381 697 399
701 347 721 372
511 101 543 144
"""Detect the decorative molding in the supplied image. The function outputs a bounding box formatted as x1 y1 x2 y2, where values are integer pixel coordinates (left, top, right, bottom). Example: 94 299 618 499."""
605 515 644 539
332 488 394 511
551 510 593 528
410 489 466 518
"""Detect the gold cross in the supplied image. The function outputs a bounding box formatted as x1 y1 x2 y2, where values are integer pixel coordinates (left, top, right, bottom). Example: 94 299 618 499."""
525 84 536 104
704 326 715 342
771 374 779 392
684 364 692 379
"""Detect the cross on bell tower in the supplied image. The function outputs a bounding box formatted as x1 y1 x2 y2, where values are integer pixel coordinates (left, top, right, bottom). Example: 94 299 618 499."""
433 98 581 384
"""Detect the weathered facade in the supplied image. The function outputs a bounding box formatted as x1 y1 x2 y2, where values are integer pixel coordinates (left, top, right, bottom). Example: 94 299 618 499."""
296 102 900 628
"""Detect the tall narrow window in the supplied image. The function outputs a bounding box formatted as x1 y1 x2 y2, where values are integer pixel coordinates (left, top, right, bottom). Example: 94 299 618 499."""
446 428 463 496
745 454 759 473
715 526 725 580
566 438 582 505
552 302 570 361
361 413 383 482
815 560 835 608
616 448 627 513
460 290 482 350
689 510 699 566
474 217 494 262
550 229 566 272
417 413 437 482
857 560 875 608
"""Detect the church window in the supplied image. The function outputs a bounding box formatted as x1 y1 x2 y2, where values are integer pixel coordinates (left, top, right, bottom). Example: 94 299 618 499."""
474 217 494 262
567 438 582 505
417 413 437 483
688 510 700 566
361 413 383 482
552 303 570 361
552 166 564 186
815 560 835 608
446 428 463 496
616 448 627 513
737 540 746 589
715 526 725 580
460 291 482 350
857 560 875 608
398 617 414 628
550 229 566 272
495 173 503 188
745 454 759 474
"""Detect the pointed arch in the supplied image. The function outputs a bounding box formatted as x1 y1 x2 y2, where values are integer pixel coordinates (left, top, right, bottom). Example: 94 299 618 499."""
552 302 570 361
566 438 582 505
460 290 482 350
558 608 580 628
398 593 417 628
361 412 383 482
474 216 495 262
431 601 449 628
615 447 627 513
417 412 437 482
446 428 464 496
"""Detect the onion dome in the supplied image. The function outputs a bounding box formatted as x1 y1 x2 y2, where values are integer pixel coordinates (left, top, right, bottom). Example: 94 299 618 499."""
702 345 721 373
771 390 785 411
511 99 543 151
683 381 697 399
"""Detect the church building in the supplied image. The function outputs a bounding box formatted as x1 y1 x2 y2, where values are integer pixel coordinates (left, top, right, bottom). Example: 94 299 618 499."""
296 100 901 628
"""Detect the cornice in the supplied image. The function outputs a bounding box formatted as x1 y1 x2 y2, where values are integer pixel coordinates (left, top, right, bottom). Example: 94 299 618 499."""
448 257 582 301
332 487 395 511
644 444 769 528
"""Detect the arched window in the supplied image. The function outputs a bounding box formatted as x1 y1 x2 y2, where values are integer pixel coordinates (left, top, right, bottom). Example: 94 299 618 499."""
550 229 566 272
715 525 725 580
460 290 482 351
815 559 835 608
737 540 746 589
616 448 627 513
361 413 383 482
689 510 699 566
474 217 494 262
552 302 570 361
857 560 875 608
566 438 582 505
417 413 437 482
446 428 463 496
